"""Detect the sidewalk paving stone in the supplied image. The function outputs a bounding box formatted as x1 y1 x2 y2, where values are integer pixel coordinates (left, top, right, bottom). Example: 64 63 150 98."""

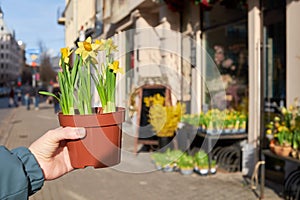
1 102 283 200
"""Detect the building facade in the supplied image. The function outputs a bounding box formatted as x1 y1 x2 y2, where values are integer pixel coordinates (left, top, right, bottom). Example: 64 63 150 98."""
58 0 300 177
0 7 24 86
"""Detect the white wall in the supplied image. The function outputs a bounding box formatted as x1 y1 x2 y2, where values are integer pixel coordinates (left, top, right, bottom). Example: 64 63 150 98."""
286 0 300 106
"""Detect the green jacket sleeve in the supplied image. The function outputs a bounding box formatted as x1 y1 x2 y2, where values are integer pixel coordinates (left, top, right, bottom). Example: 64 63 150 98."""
0 146 44 200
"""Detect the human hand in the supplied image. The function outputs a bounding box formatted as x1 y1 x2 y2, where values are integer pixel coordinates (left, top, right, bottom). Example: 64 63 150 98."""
29 127 86 180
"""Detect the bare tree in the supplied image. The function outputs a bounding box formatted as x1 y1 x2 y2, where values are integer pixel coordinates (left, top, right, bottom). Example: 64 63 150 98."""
39 53 57 84
37 40 57 85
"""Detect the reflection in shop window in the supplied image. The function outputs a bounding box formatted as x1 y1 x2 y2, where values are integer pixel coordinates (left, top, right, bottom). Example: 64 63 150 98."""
204 22 248 112
203 1 248 113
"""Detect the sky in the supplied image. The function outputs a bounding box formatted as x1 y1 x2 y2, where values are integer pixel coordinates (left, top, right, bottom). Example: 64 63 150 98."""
0 0 65 62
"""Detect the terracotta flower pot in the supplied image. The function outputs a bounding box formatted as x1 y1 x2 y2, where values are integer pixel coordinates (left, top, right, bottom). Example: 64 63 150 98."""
273 145 292 157
58 107 125 168
269 140 275 152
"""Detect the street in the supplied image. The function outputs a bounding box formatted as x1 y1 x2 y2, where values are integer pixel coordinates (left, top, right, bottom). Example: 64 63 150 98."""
0 102 282 200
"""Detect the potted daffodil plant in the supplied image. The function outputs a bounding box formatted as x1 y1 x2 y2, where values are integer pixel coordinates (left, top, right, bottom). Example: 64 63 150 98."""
144 93 185 151
40 37 125 168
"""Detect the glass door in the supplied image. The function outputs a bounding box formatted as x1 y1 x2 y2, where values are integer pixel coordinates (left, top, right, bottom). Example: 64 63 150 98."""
262 0 286 128
263 0 286 103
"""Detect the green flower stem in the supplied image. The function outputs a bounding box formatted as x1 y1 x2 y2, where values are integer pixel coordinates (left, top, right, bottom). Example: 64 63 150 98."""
104 101 116 113
106 68 116 109
101 55 116 113
77 62 92 115
87 59 92 114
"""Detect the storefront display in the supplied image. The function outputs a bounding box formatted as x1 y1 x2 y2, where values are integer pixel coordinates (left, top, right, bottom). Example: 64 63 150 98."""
202 1 248 112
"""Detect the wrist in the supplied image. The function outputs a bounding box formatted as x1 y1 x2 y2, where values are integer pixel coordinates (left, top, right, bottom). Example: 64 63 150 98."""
12 147 44 195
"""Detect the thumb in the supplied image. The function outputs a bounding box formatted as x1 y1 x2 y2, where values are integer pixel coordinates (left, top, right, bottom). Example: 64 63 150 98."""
49 127 86 143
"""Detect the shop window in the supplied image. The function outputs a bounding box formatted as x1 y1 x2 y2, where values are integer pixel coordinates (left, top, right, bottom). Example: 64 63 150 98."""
202 1 248 113
202 0 247 30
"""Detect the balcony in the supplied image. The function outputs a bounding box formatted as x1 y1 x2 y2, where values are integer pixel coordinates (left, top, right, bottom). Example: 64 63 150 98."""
108 0 160 23
57 7 65 25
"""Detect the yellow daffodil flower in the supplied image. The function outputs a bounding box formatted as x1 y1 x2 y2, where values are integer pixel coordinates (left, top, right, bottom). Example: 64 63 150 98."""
94 39 105 51
75 37 98 62
106 38 118 53
266 129 272 135
59 47 73 66
281 107 287 115
274 116 280 122
108 61 124 74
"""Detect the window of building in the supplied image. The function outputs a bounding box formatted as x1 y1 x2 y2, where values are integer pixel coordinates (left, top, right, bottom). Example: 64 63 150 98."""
202 0 248 113
262 0 286 101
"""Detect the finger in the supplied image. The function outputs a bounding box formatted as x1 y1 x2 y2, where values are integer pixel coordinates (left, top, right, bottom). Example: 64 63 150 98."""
47 127 86 143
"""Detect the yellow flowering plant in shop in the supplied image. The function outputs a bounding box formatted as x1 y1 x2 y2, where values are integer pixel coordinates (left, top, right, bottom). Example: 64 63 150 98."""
266 98 300 156
144 94 185 137
40 37 123 114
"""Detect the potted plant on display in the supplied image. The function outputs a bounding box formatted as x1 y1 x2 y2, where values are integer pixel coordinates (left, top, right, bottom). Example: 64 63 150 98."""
266 98 300 158
194 150 209 175
274 126 293 157
292 129 300 159
181 113 200 127
210 160 217 174
177 153 194 175
150 152 165 170
150 149 184 172
205 109 224 135
224 110 234 134
39 37 125 168
238 113 247 133
144 93 185 150
198 108 248 135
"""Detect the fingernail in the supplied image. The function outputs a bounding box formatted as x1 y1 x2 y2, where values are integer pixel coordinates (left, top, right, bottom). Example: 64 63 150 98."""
76 128 86 138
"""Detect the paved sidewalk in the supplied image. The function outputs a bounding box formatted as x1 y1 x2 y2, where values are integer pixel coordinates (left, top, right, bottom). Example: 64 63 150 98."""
1 102 282 200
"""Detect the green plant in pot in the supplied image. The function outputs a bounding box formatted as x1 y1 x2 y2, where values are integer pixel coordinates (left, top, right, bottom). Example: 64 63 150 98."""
292 129 300 159
151 152 167 170
177 153 194 175
266 99 300 157
151 150 177 172
194 150 209 175
205 109 224 135
164 149 183 170
210 160 217 174
39 37 125 168
273 125 293 157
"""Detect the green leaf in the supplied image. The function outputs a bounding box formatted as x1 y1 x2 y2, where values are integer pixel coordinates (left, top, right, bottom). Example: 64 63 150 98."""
39 91 60 102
